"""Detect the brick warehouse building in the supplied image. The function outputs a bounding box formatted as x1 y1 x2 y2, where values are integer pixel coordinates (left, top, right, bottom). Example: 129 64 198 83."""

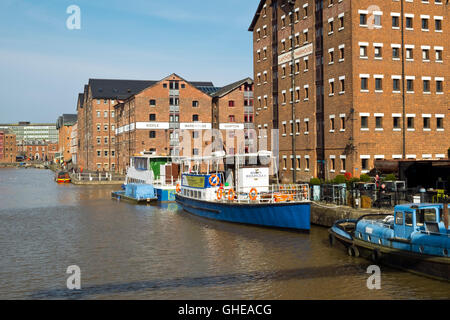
114 74 222 173
249 0 449 183
211 78 256 155
56 114 77 163
77 79 161 172
0 130 17 163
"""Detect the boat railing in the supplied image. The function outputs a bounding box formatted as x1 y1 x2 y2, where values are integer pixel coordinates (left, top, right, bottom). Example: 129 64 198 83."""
215 184 310 204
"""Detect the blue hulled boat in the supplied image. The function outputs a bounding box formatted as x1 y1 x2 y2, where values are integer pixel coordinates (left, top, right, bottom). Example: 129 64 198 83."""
329 203 450 281
175 152 311 231
112 153 180 203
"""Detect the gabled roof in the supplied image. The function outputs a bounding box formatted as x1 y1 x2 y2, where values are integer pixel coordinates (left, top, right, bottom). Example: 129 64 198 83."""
56 114 77 129
211 77 253 98
248 0 267 31
77 93 84 108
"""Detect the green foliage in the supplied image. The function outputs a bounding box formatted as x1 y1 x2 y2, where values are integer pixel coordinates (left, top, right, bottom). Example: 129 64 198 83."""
333 175 347 184
383 174 397 182
309 178 321 185
347 177 360 188
359 174 371 182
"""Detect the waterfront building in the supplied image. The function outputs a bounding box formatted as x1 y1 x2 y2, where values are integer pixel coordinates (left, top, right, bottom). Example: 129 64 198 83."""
70 123 78 166
77 79 160 172
56 114 77 163
0 130 17 163
0 122 58 143
114 74 218 174
17 140 57 162
211 78 256 155
249 0 449 182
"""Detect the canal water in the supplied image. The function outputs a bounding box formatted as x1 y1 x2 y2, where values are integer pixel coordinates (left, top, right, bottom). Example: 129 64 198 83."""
0 168 448 300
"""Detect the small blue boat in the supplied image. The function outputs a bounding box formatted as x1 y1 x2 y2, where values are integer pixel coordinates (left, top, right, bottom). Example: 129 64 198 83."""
112 153 180 203
329 203 450 281
175 152 311 231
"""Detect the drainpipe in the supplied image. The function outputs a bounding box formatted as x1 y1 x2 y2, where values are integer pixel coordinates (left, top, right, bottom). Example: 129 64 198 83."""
401 0 406 159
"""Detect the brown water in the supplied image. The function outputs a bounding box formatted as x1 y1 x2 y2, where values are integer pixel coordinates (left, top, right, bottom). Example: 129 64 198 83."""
0 168 448 300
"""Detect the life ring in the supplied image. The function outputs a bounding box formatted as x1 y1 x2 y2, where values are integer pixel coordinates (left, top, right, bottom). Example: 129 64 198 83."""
217 187 224 200
227 189 235 201
249 188 258 201
176 184 181 193
209 174 219 186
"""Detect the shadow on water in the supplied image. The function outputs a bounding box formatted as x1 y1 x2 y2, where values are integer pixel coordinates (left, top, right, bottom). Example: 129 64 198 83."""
31 263 394 299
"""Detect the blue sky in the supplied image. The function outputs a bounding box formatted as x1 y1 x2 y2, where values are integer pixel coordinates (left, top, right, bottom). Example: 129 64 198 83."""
0 0 259 123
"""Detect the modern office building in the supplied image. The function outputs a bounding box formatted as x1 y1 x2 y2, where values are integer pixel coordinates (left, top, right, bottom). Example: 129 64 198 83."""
0 122 58 143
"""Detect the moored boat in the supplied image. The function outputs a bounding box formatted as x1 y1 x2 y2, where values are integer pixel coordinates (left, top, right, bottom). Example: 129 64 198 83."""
175 152 311 231
112 153 181 203
55 171 71 184
329 203 450 281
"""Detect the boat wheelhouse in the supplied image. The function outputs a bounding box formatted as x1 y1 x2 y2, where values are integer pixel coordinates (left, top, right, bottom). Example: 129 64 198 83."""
175 151 311 231
329 203 450 281
112 153 181 203
55 171 71 184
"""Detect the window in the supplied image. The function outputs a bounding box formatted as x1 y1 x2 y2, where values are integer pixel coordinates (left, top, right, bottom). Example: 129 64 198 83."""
192 101 199 107
104 151 108 157
340 79 345 92
396 212 404 225
149 99 156 106
97 111 101 118
149 131 156 138
97 151 101 157
330 118 335 131
104 124 108 131
360 45 368 58
97 137 101 145
423 80 431 93
423 117 431 129
435 19 442 31
329 20 334 33
97 124 101 132
373 116 382 130
341 116 346 130
229 115 235 122
193 148 199 156
393 79 400 91
375 78 383 91
192 114 199 122
149 114 156 121
329 81 335 95
104 111 108 118
339 16 344 29
436 49 443 62
406 48 414 60
360 13 367 26
362 159 369 170
422 49 430 61
393 117 401 129
228 100 235 107
407 117 415 129
329 50 334 63
341 158 346 171
436 80 443 93
392 16 399 28
374 14 382 27
407 79 414 92
331 158 336 171
361 116 368 129
339 47 344 60
422 18 429 30
361 78 368 90
375 46 382 58
104 137 108 144
406 17 413 29
405 212 413 226
392 47 400 59
437 117 444 130
111 111 115 118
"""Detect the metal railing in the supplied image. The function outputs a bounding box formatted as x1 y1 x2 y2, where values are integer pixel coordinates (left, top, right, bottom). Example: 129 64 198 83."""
214 184 310 204
70 172 125 182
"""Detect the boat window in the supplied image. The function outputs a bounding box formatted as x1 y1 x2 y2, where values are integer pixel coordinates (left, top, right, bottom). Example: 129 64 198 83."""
416 208 437 226
405 212 413 226
395 212 403 225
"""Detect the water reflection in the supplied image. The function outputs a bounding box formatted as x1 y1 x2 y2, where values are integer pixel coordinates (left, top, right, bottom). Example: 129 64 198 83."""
0 169 449 300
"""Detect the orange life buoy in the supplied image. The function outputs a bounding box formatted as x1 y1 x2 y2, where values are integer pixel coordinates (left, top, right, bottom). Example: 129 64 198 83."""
176 184 181 193
209 174 219 186
217 187 224 200
249 188 258 201
228 189 235 201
